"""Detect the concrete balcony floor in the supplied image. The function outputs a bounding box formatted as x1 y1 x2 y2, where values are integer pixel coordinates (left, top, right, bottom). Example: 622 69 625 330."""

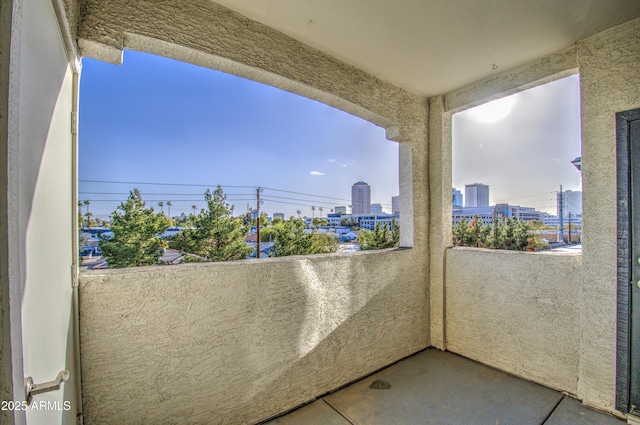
264 349 623 425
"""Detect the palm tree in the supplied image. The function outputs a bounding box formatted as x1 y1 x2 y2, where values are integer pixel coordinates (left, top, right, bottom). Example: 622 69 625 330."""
296 209 301 218
166 201 172 217
311 206 316 219
319 207 323 218
192 205 197 215
83 199 90 215
348 204 352 214
330 208 334 214
85 212 93 228
158 201 164 214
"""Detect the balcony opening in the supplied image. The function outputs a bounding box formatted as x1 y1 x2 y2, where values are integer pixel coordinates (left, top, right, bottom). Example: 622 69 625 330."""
451 75 582 252
78 51 400 268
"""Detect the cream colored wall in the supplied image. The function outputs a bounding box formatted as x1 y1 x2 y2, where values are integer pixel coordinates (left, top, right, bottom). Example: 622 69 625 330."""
578 17 640 411
446 248 582 394
431 17 640 414
428 47 579 351
75 5 430 422
79 250 428 425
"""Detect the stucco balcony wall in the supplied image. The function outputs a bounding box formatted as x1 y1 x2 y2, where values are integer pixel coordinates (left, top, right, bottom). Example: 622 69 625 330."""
78 249 428 425
445 247 581 395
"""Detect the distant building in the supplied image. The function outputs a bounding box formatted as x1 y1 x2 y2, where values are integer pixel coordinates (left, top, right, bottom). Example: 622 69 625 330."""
452 188 463 207
494 204 545 222
452 207 494 226
453 204 545 226
465 183 489 207
335 206 347 214
391 196 400 215
356 213 399 231
273 212 285 220
557 190 582 218
351 181 371 214
371 203 383 214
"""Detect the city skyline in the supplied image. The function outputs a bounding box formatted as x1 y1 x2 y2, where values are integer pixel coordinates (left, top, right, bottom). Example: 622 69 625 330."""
79 51 399 220
80 52 581 221
453 75 582 215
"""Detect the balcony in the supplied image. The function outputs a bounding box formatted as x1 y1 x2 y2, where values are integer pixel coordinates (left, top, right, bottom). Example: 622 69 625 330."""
266 349 622 425
76 247 607 425
5 2 640 425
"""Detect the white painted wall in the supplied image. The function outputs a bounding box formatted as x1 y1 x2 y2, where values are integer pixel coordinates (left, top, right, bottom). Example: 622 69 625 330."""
79 250 428 425
446 248 582 394
4 0 77 423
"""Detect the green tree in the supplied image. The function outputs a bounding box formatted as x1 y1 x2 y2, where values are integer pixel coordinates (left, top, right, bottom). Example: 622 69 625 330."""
271 218 337 257
99 189 171 268
452 215 545 251
169 186 252 261
357 219 400 250
259 226 277 242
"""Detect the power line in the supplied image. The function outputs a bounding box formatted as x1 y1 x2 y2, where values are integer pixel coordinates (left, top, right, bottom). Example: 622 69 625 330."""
78 191 254 196
79 179 256 189
262 186 351 202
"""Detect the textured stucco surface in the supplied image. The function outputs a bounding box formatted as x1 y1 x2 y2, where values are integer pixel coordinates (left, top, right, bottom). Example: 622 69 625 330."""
443 46 578 113
427 95 450 350
429 44 579 353
578 17 640 410
446 248 582 394
79 250 428 425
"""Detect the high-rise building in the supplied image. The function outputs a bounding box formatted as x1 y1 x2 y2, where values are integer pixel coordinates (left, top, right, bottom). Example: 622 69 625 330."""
557 190 582 218
371 203 383 214
351 181 371 214
391 196 400 215
464 183 490 207
452 188 463 207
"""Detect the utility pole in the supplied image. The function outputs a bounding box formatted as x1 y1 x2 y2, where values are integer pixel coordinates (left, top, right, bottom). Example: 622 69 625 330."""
568 212 572 243
558 185 564 244
256 187 262 259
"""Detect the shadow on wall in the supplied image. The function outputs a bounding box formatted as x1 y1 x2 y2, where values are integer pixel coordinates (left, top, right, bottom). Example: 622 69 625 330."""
78 249 427 425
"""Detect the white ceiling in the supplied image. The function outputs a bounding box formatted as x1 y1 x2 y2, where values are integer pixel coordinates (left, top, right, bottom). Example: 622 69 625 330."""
213 0 640 96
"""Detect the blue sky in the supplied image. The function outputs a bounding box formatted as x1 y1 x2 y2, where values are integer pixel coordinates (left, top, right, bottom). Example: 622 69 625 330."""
79 51 581 220
79 51 399 219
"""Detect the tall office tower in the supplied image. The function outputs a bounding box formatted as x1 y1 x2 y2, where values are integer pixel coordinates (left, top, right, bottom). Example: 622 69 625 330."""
351 181 371 214
391 196 400 215
452 188 463 207
465 183 490 207
557 190 582 218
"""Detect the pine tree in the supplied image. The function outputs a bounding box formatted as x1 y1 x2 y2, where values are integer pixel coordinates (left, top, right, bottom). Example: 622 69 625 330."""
99 189 171 268
271 218 337 257
169 186 252 261
357 219 400 250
